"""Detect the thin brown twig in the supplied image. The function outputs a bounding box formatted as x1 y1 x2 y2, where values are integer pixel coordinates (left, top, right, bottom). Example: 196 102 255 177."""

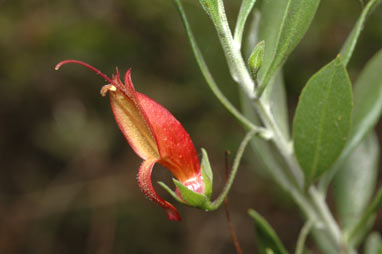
224 150 243 254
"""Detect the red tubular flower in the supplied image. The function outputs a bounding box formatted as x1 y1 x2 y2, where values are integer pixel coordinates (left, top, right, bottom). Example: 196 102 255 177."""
55 60 205 221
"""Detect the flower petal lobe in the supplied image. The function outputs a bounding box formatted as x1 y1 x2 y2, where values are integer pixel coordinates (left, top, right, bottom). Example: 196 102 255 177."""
137 159 182 221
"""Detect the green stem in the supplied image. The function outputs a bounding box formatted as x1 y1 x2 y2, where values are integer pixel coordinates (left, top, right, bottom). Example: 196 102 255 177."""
308 187 342 247
208 129 256 210
199 0 256 98
253 99 304 189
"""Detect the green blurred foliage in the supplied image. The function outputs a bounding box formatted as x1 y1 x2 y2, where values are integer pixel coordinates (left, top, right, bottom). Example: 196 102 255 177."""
0 0 380 253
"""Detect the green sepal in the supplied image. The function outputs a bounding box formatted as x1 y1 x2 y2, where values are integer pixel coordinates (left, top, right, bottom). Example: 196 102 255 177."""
173 178 211 209
340 0 382 66
248 40 265 80
157 181 184 204
201 148 213 198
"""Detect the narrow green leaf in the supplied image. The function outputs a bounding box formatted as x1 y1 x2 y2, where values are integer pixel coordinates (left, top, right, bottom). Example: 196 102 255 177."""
334 132 380 230
351 215 377 248
257 0 289 78
244 9 261 58
343 50 382 158
348 187 382 244
265 71 290 139
319 49 382 191
257 0 320 97
340 0 382 66
234 0 257 47
365 232 382 254
248 209 288 254
293 56 353 184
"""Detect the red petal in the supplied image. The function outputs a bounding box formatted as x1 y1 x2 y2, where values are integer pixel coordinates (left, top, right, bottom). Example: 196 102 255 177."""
136 93 201 182
137 159 181 221
124 71 201 183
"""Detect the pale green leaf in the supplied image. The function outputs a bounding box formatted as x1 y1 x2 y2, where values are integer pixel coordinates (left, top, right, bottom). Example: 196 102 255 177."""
248 209 288 254
334 132 380 230
234 0 257 47
340 0 382 66
257 0 320 97
244 9 261 57
351 215 377 248
365 232 382 254
293 56 353 184
343 50 382 158
257 0 289 78
265 71 290 139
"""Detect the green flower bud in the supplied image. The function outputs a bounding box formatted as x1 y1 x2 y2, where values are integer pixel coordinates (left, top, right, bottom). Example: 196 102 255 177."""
248 40 265 80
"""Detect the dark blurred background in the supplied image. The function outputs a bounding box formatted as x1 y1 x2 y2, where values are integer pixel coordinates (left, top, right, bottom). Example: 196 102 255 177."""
0 0 381 253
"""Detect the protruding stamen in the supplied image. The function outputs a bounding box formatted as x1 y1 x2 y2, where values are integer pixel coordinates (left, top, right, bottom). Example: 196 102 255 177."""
100 84 117 96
